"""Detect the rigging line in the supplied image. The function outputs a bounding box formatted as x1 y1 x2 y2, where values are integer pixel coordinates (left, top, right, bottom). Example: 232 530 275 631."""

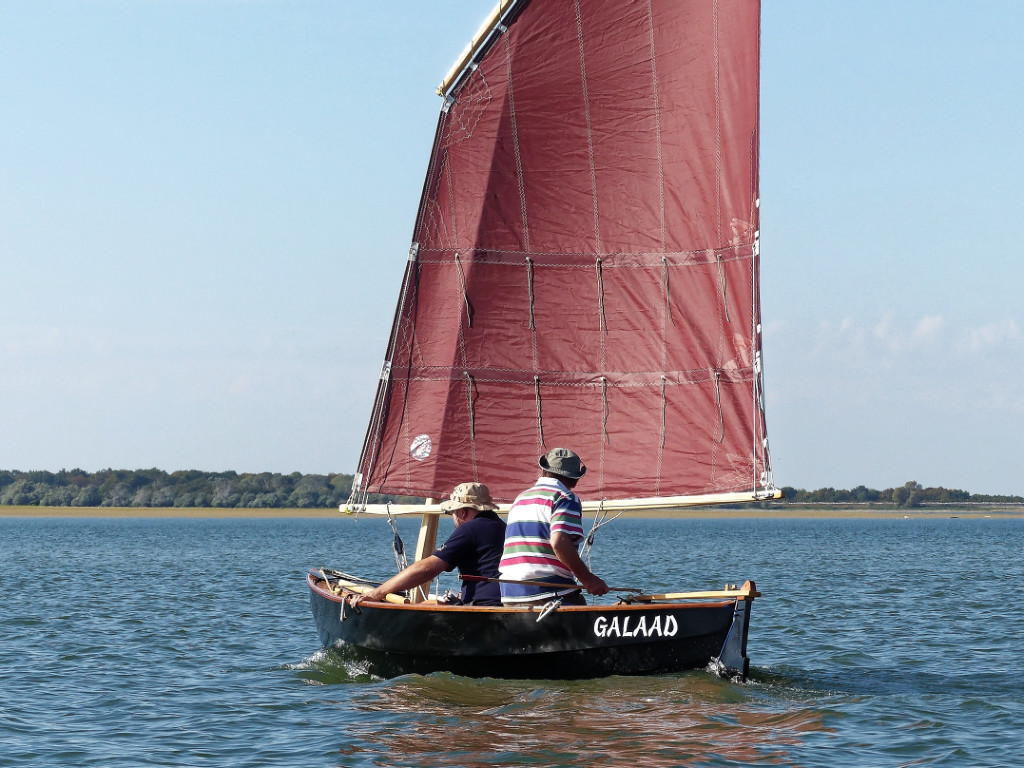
714 370 725 444
526 257 536 330
581 500 623 566
534 376 545 447
354 246 420 503
454 253 472 327
464 371 476 440
716 252 730 322
596 258 606 333
383 504 409 574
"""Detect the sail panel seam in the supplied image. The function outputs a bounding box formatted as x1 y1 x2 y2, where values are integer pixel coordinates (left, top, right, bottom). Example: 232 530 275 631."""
465 371 479 482
526 257 536 331
465 371 477 440
647 0 666 251
388 370 756 385
600 376 608 443
413 247 753 266
574 0 601 253
658 377 667 495
534 376 545 447
713 0 723 243
714 370 725 444
504 35 530 252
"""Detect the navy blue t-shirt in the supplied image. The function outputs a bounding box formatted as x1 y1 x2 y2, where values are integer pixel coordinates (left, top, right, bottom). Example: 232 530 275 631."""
432 510 506 605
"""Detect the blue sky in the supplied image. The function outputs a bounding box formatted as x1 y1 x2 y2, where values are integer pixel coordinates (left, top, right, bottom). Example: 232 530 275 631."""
2 1 1021 495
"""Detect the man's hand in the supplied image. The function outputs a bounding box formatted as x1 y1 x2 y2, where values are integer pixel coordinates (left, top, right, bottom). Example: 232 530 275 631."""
551 531 608 597
579 573 609 596
347 589 383 608
344 555 449 609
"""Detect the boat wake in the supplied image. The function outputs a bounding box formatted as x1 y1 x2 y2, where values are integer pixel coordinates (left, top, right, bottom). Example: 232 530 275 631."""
289 647 383 685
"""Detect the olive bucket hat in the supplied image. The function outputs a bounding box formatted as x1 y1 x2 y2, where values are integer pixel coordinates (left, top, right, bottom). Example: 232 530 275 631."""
538 447 587 480
439 482 499 513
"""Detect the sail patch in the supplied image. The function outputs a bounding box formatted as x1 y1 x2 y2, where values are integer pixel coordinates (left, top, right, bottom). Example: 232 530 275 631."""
410 434 433 461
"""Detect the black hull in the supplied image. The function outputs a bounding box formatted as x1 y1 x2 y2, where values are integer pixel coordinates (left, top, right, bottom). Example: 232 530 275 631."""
307 574 754 681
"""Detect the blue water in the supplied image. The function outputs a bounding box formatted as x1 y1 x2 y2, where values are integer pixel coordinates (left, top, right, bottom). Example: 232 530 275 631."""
2 515 1022 767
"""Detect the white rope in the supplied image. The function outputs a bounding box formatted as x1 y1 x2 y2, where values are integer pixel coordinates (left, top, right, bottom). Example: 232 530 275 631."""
383 504 409 573
581 499 622 566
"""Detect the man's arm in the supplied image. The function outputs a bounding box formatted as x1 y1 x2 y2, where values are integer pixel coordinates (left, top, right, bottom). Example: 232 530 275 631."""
551 531 609 596
350 555 449 605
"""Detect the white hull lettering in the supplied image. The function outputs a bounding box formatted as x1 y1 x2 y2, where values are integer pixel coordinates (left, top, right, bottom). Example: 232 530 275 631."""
594 613 674 639
664 615 678 637
634 615 648 637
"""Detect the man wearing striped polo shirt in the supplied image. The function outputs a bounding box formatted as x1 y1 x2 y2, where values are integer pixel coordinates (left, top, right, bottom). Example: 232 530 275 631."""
499 448 610 605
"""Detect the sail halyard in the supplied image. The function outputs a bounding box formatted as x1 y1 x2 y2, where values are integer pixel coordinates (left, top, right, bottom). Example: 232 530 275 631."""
348 0 777 510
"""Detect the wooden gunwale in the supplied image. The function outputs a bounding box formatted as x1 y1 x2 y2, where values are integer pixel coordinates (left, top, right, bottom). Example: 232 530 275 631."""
307 574 738 612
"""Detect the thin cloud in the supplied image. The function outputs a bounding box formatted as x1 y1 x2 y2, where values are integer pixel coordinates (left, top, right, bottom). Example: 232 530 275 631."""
961 319 1021 352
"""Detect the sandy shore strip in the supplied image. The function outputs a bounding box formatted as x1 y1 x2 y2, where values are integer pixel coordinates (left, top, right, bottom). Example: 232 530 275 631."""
2 505 1022 519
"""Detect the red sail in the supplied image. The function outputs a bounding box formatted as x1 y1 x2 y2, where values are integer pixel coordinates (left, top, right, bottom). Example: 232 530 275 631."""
356 0 771 503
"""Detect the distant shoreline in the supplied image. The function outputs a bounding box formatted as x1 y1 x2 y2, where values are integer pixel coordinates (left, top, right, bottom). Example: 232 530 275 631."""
2 505 1022 520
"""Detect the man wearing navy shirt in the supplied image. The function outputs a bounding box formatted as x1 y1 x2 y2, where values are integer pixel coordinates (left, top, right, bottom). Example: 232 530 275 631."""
349 482 506 606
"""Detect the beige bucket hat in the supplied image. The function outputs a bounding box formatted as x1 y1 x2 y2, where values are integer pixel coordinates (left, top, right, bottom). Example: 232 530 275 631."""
439 482 499 513
538 447 587 480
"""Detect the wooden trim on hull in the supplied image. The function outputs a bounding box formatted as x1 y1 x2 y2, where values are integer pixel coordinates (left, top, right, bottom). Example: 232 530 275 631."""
307 574 754 681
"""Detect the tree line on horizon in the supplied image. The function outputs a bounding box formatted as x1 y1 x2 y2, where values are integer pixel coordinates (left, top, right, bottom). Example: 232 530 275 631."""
0 468 369 509
777 480 1022 508
0 469 1021 509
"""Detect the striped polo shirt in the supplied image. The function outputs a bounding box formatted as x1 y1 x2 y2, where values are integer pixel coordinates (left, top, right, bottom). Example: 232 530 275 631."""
499 476 585 602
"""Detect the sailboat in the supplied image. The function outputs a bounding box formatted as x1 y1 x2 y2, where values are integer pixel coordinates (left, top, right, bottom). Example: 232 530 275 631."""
308 0 779 681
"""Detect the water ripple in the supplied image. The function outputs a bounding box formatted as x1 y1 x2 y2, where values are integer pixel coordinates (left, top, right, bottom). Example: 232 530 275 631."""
2 516 1023 767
